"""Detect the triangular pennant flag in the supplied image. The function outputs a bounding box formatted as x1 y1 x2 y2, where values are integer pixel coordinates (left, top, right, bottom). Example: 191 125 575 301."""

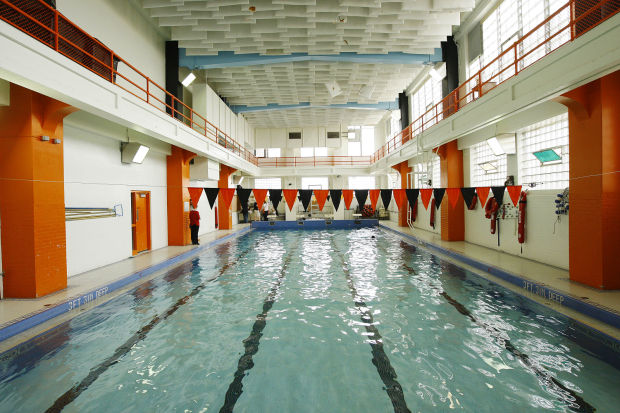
188 187 203 208
369 189 380 210
460 187 476 209
420 188 433 210
269 189 282 211
392 189 406 210
433 188 446 209
354 190 368 208
380 189 392 209
491 186 505 205
506 185 522 206
236 188 252 209
283 189 298 212
253 189 268 210
314 190 329 211
204 188 219 209
476 187 490 206
446 188 461 209
219 188 236 210
343 190 354 210
298 189 313 212
330 189 342 211
405 188 419 207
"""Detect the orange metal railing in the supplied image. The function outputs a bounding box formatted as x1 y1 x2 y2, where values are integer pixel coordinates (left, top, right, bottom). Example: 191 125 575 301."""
371 0 620 163
0 0 258 165
258 155 372 167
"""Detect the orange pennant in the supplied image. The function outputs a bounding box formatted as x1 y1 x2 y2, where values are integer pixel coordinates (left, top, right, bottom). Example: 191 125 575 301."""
283 189 298 212
313 190 329 211
506 185 522 206
342 190 354 209
392 189 406 210
219 188 236 210
188 187 203 208
253 189 268 210
369 189 380 210
446 188 461 209
476 187 490 206
420 189 433 210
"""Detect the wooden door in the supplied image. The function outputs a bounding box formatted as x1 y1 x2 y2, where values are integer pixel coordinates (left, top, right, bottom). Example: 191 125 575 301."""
132 191 151 255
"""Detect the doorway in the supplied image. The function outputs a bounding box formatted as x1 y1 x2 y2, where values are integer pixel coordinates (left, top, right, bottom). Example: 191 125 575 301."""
131 191 151 255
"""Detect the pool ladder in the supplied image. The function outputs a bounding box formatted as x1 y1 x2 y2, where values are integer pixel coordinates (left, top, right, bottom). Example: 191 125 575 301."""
406 206 415 231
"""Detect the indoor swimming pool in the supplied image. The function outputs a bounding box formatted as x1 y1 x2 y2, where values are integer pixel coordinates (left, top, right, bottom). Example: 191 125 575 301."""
0 228 618 412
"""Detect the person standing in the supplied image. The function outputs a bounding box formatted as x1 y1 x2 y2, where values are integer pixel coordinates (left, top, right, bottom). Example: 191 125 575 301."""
189 203 200 245
262 201 269 221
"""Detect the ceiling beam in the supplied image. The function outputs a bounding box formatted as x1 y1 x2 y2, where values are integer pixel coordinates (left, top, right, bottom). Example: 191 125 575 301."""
230 100 399 114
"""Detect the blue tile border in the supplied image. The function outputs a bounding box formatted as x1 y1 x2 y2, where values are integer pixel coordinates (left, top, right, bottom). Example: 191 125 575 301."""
379 224 620 333
252 219 379 230
0 227 252 344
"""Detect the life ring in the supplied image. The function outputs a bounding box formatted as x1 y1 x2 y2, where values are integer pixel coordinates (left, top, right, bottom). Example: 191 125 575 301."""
518 191 527 244
484 197 499 234
430 198 436 228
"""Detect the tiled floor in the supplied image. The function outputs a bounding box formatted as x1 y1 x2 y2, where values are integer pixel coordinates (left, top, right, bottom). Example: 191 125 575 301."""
0 225 250 351
380 221 620 341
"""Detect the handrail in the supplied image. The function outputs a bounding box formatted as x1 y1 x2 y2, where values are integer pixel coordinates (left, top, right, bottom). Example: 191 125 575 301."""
0 0 258 166
257 155 372 167
371 0 620 163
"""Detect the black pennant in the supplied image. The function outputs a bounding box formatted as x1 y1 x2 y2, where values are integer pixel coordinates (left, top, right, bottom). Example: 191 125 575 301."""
204 188 219 209
298 189 313 212
460 187 476 209
491 186 506 205
354 190 368 208
330 189 342 211
380 189 392 209
405 189 419 207
269 189 282 211
433 188 446 209
236 188 252 208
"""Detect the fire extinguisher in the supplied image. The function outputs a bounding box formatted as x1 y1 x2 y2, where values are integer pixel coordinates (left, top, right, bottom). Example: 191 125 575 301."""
430 198 436 228
518 191 527 244
484 197 499 234
411 200 418 222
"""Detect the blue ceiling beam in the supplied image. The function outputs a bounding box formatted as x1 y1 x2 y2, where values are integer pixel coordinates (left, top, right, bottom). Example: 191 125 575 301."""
230 100 399 114
180 49 442 69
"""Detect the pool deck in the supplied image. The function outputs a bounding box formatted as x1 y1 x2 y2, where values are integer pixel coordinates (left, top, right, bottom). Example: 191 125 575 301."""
1 220 620 353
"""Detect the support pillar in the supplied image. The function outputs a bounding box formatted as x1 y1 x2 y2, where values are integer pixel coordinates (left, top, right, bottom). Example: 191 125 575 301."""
218 164 237 230
392 161 412 227
438 141 465 241
167 146 196 246
556 70 620 289
0 84 77 298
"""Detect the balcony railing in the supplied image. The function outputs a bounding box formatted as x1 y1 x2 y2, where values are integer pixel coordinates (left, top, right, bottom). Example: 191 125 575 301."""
0 0 258 166
258 156 372 167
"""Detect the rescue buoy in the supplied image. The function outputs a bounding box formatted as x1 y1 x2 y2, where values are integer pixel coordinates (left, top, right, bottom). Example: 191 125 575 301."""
430 198 436 228
518 191 527 244
411 200 418 222
484 197 499 234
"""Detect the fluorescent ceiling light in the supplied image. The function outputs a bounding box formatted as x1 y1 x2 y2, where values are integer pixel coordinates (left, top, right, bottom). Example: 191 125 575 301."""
486 137 505 156
325 80 342 98
533 148 562 164
133 145 149 163
182 72 196 87
359 84 375 99
479 161 498 173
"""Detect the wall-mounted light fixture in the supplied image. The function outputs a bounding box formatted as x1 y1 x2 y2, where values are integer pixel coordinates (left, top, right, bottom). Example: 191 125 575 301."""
181 72 196 87
486 137 505 156
121 142 150 164
41 135 50 141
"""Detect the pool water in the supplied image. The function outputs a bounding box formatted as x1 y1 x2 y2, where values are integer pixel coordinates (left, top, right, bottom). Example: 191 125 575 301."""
0 228 618 412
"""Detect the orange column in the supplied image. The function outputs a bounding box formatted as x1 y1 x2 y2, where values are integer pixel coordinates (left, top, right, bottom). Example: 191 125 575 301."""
438 141 465 241
557 70 620 289
392 160 412 227
217 164 237 230
167 146 196 246
0 84 77 298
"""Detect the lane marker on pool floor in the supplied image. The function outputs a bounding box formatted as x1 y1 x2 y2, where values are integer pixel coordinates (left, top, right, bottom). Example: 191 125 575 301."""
330 237 412 413
395 240 595 413
218 238 300 413
44 242 253 413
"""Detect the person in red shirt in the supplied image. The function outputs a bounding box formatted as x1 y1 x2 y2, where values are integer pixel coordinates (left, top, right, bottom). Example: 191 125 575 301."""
189 203 200 245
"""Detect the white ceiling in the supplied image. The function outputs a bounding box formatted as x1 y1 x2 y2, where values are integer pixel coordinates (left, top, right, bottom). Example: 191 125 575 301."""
141 0 476 128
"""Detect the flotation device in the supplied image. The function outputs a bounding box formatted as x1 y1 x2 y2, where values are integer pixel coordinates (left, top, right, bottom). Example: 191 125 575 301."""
430 199 436 228
468 193 478 210
518 191 527 244
411 200 418 222
484 197 499 234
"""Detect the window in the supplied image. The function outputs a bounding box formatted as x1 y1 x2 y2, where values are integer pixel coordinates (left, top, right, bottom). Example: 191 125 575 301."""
388 172 400 189
348 176 376 190
361 126 375 156
389 110 401 139
254 178 282 189
518 113 569 189
300 147 314 157
470 140 508 186
348 141 361 156
432 155 441 187
302 177 328 189
315 147 328 157
255 148 265 157
267 148 281 157
411 77 443 128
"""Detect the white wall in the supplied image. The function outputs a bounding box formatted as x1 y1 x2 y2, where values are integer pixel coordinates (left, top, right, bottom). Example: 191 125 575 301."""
63 120 168 277
190 180 218 236
410 199 441 235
